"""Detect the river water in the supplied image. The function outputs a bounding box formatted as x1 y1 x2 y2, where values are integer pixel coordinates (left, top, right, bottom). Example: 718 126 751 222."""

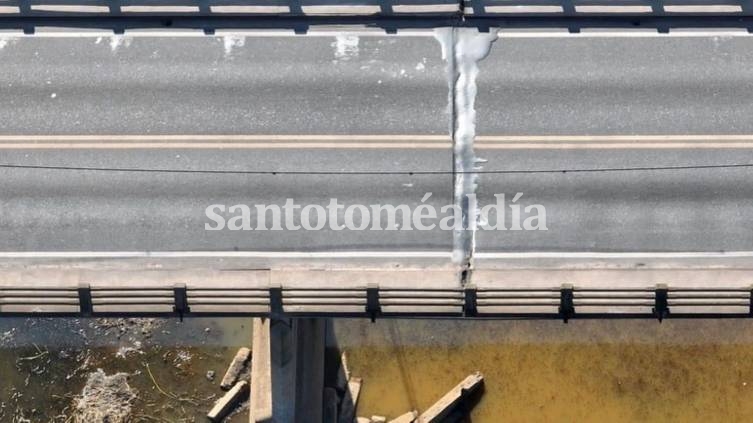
2 317 753 421
333 319 753 422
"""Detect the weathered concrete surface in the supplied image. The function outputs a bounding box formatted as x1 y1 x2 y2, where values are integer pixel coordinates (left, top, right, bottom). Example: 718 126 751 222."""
221 347 251 390
417 372 483 423
249 318 328 423
249 319 274 423
208 381 249 422
389 411 418 423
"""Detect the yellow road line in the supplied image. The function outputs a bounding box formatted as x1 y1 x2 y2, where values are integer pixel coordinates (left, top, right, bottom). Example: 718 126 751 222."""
476 135 753 142
0 143 451 149
474 143 753 149
0 135 449 142
0 135 450 149
2 135 753 149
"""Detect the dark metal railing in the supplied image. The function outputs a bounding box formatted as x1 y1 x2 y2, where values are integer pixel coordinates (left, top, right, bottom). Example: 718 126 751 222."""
3 282 753 320
3 0 753 33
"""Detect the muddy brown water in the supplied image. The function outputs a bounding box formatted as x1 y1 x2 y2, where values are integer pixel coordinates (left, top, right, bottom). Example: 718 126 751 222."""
2 317 753 421
332 319 753 422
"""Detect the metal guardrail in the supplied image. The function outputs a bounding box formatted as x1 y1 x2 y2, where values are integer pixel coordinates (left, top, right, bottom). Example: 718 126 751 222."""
2 283 753 320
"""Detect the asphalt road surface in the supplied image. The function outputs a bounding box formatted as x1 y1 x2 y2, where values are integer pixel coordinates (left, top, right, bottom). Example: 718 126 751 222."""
1 34 752 252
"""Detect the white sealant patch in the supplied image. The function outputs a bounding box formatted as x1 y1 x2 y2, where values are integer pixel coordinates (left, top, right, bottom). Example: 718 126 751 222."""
332 34 360 60
0 37 17 51
223 35 246 56
435 27 498 270
109 35 133 52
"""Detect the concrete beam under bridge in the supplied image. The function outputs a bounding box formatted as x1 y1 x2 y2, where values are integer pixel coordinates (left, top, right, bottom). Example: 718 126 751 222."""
251 317 327 423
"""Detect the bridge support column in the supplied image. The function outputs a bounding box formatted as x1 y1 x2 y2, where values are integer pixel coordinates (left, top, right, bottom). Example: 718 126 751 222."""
250 317 326 423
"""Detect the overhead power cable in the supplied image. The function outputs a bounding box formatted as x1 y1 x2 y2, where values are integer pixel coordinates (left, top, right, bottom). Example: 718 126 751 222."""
1 162 753 175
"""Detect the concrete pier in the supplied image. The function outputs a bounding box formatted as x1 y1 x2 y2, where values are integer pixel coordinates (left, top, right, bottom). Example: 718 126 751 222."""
250 317 327 423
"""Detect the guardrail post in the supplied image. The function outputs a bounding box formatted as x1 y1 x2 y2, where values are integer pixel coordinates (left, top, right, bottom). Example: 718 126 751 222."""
653 284 669 322
749 286 753 316
463 284 478 317
366 283 381 322
172 283 190 321
77 283 93 316
559 283 575 323
269 283 284 318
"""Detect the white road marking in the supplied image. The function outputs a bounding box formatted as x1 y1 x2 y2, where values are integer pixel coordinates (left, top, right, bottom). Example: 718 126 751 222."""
574 5 653 13
0 29 435 38
1 29 753 39
300 5 382 15
209 5 291 14
0 250 751 260
120 5 200 13
664 5 743 13
30 5 109 13
497 30 753 38
482 5 564 13
392 4 460 13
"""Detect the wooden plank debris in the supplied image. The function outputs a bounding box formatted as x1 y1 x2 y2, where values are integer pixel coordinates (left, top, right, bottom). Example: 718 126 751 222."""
389 410 418 423
220 347 251 390
417 372 484 423
207 380 249 422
